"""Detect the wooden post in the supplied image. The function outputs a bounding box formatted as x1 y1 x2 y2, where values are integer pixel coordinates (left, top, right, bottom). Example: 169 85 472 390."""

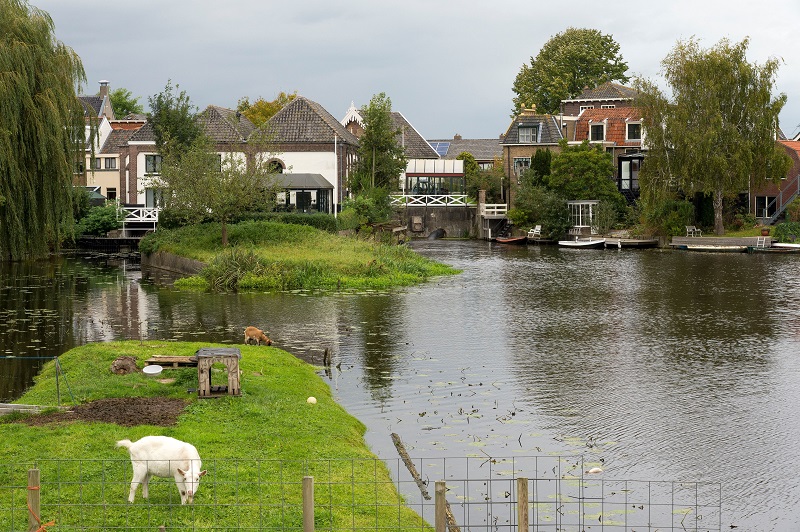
302 476 314 532
517 477 529 531
435 481 446 532
27 469 40 532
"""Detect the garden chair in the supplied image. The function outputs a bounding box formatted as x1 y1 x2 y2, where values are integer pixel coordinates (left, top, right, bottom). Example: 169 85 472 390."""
527 225 542 238
686 225 702 237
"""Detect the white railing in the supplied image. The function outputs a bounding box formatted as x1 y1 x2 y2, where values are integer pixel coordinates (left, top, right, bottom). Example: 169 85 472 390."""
390 194 476 207
118 206 160 222
480 203 508 216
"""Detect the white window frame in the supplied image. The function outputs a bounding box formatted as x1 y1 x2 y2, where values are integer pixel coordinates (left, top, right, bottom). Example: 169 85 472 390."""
601 104 616 109
145 154 163 174
589 123 605 142
104 157 117 170
579 105 594 114
518 127 534 143
513 157 531 177
626 122 642 141
568 200 599 229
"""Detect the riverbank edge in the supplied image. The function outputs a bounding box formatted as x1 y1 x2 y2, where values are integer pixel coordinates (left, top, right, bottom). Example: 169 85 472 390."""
141 249 205 275
0 340 427 529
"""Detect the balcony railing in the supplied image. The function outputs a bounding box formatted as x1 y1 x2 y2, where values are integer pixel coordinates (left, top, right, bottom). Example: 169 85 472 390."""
390 194 476 207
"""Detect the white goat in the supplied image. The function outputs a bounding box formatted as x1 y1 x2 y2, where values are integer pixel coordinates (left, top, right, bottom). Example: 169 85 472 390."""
117 436 207 505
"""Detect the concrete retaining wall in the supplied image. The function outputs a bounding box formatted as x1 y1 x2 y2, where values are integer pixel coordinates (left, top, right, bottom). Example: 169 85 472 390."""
140 251 206 275
397 206 478 239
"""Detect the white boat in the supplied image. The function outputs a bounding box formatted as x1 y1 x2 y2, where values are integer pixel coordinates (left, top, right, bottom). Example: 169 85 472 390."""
558 238 606 249
771 242 800 249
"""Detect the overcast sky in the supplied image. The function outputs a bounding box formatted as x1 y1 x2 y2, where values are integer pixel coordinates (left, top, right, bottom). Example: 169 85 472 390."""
33 0 800 140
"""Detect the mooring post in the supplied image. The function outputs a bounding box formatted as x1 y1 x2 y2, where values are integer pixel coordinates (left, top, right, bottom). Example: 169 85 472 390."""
435 481 446 532
302 476 314 532
517 477 529 531
27 468 40 532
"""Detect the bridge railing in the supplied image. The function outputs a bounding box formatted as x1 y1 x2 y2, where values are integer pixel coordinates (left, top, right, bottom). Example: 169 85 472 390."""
480 203 508 217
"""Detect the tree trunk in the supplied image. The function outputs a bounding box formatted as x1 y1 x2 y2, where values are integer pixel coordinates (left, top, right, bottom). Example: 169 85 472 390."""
221 221 229 247
713 189 725 235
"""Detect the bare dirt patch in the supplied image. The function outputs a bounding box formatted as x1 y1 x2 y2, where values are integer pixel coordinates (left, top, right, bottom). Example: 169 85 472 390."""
14 397 189 427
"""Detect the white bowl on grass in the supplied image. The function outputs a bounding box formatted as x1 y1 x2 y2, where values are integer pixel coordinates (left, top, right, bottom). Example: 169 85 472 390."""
143 365 163 377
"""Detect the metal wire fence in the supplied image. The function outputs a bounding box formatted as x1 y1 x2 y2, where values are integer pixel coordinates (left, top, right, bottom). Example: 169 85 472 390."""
0 455 721 531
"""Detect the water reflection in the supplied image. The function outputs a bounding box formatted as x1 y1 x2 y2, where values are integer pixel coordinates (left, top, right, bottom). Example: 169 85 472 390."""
2 244 800 529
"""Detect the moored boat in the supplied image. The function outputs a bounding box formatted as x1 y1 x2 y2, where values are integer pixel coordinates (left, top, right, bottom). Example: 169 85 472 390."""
677 244 748 253
558 238 606 249
495 235 528 245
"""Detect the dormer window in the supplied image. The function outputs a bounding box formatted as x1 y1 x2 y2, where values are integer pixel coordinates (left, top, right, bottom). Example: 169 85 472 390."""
590 123 605 141
519 126 539 143
579 105 594 114
627 122 642 141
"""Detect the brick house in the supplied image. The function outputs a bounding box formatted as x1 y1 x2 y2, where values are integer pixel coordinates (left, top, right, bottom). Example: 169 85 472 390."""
500 106 564 206
573 107 644 203
750 140 800 222
266 96 360 211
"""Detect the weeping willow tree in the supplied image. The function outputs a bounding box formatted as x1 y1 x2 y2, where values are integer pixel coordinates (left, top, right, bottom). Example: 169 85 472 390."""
0 0 89 260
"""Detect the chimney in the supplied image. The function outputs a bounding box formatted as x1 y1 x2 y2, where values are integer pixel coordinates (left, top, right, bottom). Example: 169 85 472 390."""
99 80 110 98
453 134 462 140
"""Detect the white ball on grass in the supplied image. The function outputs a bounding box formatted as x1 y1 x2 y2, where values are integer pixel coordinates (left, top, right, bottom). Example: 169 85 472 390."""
307 396 317 404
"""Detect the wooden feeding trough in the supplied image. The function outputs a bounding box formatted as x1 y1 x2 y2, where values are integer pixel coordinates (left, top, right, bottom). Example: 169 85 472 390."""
195 347 242 398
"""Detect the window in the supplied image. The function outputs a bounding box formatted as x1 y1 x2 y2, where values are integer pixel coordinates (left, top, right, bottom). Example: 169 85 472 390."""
513 157 531 177
104 157 117 170
93 158 102 170
627 123 642 141
579 105 594 114
145 154 162 174
106 187 117 201
601 104 616 109
590 124 605 141
518 126 538 143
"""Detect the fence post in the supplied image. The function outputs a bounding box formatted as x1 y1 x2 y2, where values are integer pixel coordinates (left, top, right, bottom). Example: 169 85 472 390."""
435 481 446 532
302 476 314 532
27 469 40 532
517 477 529 531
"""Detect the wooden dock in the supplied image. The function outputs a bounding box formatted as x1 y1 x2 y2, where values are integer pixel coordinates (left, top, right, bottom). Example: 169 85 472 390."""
0 403 65 415
671 236 772 248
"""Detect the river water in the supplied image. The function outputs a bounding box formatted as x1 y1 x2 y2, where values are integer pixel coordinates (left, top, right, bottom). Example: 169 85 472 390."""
1 242 799 530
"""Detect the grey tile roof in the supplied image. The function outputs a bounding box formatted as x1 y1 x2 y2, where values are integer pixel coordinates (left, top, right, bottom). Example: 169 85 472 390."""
79 96 104 117
199 105 255 143
568 82 638 102
391 112 439 159
128 121 156 143
501 113 563 144
265 96 359 145
427 138 503 161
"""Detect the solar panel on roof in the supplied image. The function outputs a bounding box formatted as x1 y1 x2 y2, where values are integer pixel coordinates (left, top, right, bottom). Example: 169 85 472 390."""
429 142 450 157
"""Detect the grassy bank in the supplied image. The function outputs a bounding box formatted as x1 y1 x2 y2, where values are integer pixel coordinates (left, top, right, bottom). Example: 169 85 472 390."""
139 220 459 292
0 341 428 530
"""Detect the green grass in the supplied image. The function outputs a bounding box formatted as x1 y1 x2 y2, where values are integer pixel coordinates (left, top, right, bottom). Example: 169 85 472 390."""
140 220 459 292
0 341 430 530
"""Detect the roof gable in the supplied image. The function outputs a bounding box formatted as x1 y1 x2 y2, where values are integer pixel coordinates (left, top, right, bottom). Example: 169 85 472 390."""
502 110 563 145
266 96 359 145
575 107 642 145
391 112 439 159
199 105 255 144
566 82 638 102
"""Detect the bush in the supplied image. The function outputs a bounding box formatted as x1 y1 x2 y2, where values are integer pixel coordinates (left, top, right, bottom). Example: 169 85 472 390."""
785 199 800 222
641 198 695 236
75 204 122 236
773 222 800 243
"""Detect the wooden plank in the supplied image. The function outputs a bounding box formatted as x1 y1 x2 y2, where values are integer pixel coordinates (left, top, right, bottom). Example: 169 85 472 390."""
144 356 197 368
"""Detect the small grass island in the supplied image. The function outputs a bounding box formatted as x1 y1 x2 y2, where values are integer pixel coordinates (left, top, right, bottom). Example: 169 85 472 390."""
139 220 460 292
0 341 429 529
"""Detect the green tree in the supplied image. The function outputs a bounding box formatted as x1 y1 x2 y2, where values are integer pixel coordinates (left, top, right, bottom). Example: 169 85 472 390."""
456 151 480 183
0 0 89 260
635 37 792 235
548 140 625 211
512 27 629 115
528 149 552 187
237 91 297 127
348 93 407 193
109 87 144 117
507 185 571 240
148 80 201 157
466 156 503 203
152 133 279 247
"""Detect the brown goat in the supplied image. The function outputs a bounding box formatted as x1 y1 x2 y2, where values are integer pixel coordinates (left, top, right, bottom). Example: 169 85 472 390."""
244 326 272 346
